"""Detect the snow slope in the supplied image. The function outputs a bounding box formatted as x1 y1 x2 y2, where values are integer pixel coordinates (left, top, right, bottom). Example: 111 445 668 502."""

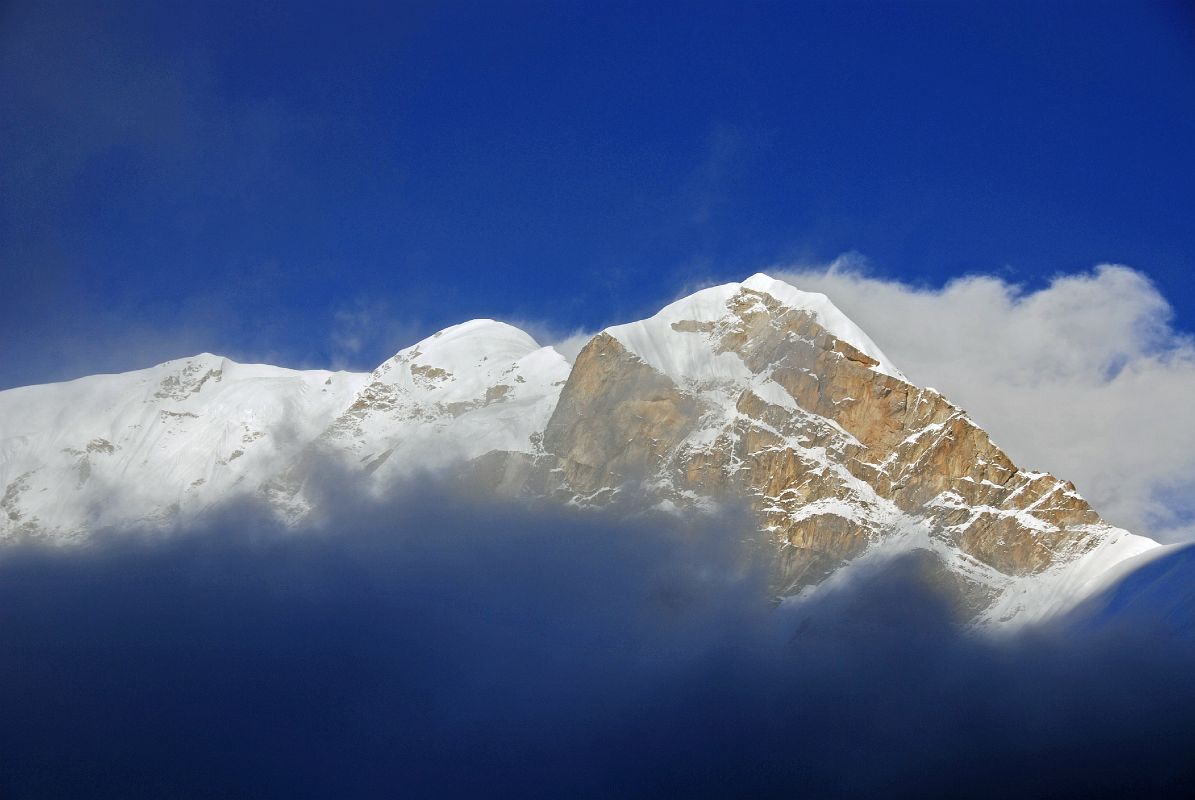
311 319 569 479
1065 542 1195 638
0 321 570 536
0 354 365 538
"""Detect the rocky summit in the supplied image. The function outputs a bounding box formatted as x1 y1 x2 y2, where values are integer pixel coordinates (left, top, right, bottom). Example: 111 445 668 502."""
0 274 1156 625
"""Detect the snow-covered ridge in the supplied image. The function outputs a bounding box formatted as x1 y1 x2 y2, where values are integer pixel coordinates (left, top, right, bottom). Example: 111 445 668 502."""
369 319 565 401
604 273 905 381
0 275 1163 629
0 319 573 537
374 319 547 377
0 353 367 538
315 319 569 476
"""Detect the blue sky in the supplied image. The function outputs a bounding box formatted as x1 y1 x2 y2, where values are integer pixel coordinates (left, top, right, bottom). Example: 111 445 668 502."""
2 0 1193 388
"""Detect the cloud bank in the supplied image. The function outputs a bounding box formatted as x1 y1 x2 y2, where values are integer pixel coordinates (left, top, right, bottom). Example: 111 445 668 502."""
774 260 1195 544
0 481 1192 799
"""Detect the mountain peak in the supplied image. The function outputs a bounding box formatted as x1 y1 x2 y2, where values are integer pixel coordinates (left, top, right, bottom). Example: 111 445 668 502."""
373 319 560 379
603 274 904 382
742 273 902 378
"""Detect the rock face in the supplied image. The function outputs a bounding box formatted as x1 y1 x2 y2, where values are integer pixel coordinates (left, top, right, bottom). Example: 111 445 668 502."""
535 276 1151 621
543 333 698 496
0 274 1157 625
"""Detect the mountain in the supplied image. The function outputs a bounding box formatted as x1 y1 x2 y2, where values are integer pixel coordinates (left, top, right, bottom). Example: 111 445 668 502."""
0 274 1159 625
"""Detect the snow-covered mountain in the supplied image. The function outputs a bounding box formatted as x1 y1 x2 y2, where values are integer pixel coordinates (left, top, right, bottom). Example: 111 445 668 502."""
0 274 1160 625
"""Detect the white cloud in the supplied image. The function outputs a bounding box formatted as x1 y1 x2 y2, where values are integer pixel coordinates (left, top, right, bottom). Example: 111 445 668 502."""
505 317 598 365
329 302 376 365
772 258 1195 544
326 299 430 373
546 330 598 364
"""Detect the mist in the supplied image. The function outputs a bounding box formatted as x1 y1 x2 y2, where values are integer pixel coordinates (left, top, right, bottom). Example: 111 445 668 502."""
0 481 1192 799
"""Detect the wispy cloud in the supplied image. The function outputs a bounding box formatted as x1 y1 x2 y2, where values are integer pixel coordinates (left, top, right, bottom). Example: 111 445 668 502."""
511 318 598 363
326 298 429 372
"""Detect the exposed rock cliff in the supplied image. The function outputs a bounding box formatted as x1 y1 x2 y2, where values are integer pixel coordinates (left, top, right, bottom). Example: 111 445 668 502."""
536 275 1154 622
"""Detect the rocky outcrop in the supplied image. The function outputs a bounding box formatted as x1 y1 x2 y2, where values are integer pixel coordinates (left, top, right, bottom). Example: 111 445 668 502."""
543 333 697 494
535 278 1141 617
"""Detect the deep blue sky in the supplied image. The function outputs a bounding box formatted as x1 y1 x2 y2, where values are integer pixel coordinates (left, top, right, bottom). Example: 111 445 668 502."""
2 0 1193 388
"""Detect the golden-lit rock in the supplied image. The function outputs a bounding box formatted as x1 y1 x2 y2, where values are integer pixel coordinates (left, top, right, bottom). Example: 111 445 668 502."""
538 283 1119 607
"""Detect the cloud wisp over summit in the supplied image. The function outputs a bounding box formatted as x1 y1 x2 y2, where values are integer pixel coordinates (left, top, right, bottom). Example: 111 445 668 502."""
1 477 1193 799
